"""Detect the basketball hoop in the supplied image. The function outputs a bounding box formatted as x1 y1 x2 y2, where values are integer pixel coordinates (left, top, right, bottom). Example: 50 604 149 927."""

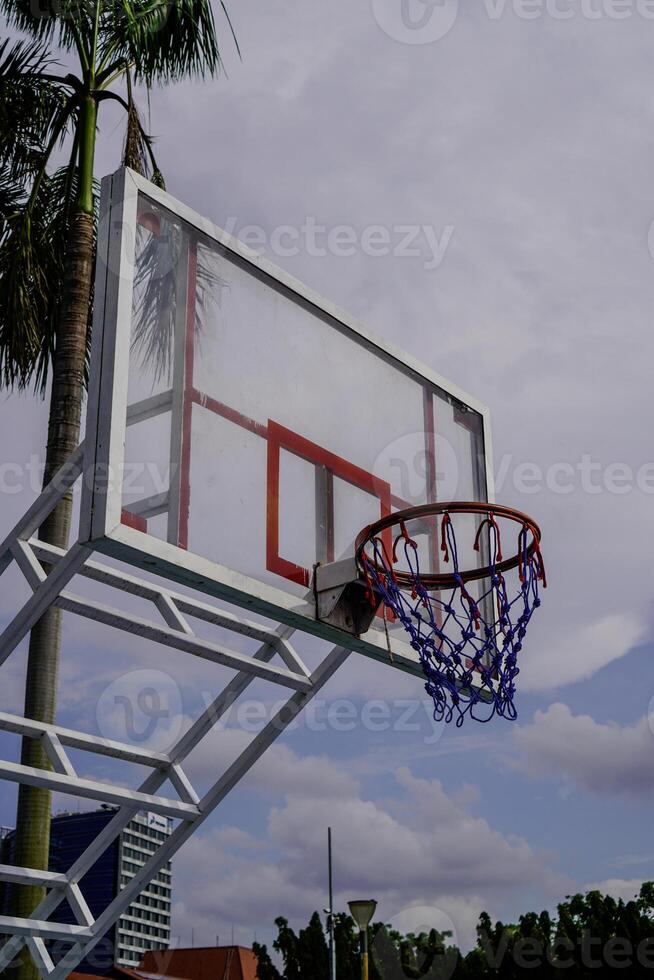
355 502 546 726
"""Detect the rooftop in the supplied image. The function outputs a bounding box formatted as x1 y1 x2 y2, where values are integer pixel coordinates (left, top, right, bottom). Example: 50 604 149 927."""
139 946 258 980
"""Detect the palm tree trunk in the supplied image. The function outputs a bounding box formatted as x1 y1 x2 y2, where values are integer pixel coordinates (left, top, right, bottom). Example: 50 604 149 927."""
9 96 97 980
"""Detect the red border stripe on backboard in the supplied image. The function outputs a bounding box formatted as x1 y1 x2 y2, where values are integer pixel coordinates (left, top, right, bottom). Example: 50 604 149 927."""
191 390 268 439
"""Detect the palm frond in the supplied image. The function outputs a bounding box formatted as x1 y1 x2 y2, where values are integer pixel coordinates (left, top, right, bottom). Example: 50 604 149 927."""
131 206 224 383
0 183 60 389
131 213 185 382
0 166 97 393
0 178 23 225
0 0 89 51
0 36 73 186
99 0 235 85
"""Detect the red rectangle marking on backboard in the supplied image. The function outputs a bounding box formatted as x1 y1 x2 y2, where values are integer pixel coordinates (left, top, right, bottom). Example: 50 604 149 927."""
266 420 393 589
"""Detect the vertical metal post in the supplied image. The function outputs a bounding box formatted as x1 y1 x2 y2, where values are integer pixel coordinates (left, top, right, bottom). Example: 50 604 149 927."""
349 901 376 980
168 233 193 548
422 387 441 582
360 928 369 980
315 466 335 564
328 827 336 980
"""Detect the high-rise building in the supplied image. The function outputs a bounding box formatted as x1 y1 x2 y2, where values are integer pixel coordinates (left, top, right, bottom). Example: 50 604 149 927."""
0 808 172 975
116 811 172 968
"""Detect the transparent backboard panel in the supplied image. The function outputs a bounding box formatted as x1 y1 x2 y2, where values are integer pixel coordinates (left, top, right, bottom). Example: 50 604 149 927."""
120 192 489 627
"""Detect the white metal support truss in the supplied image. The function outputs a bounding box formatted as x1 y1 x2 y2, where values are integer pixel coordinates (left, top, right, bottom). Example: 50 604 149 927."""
0 447 352 979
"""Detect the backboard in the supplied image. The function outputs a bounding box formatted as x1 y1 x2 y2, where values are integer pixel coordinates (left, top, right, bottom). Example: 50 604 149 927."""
82 168 493 670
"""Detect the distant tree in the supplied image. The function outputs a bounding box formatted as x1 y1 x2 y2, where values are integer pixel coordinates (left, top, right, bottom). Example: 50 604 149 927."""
334 913 361 980
254 883 654 979
466 882 654 977
255 913 461 979
272 917 302 980
255 913 357 980
371 922 461 979
252 942 281 980
297 912 329 978
402 928 461 979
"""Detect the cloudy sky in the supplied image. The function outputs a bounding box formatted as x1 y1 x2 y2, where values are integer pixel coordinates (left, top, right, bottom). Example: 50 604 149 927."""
2 0 654 961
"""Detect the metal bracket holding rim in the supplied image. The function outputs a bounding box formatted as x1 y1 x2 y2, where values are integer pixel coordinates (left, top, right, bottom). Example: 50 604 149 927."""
312 557 382 636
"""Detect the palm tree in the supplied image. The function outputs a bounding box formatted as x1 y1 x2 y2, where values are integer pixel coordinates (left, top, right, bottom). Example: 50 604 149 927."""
0 4 237 977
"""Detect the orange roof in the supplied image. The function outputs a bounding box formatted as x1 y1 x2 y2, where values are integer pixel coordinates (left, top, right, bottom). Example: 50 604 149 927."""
139 947 258 980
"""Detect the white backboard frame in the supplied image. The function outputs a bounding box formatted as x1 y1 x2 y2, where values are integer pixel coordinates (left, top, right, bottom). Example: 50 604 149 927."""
0 168 498 980
81 167 495 675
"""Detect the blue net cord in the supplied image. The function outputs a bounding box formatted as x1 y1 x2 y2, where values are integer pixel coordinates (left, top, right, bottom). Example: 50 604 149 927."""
360 515 545 726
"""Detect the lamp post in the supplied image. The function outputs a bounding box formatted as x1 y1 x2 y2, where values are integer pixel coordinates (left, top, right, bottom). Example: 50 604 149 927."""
348 900 377 980
326 828 336 980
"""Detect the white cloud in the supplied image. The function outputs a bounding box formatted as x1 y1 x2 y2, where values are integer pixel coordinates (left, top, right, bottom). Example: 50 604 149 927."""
171 748 559 952
518 614 647 692
182 725 358 800
513 703 654 797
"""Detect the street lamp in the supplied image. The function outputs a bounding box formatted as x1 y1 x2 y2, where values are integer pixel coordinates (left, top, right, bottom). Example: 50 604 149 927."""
348 900 377 980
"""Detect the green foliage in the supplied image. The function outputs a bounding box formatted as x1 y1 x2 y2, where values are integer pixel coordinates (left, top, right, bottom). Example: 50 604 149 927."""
0 0 238 84
256 913 461 980
253 941 282 980
100 0 235 84
469 882 654 978
253 884 654 978
0 166 94 391
333 913 361 979
0 0 83 52
370 922 461 980
273 917 302 980
0 0 237 393
130 212 225 384
297 911 329 978
0 36 69 190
